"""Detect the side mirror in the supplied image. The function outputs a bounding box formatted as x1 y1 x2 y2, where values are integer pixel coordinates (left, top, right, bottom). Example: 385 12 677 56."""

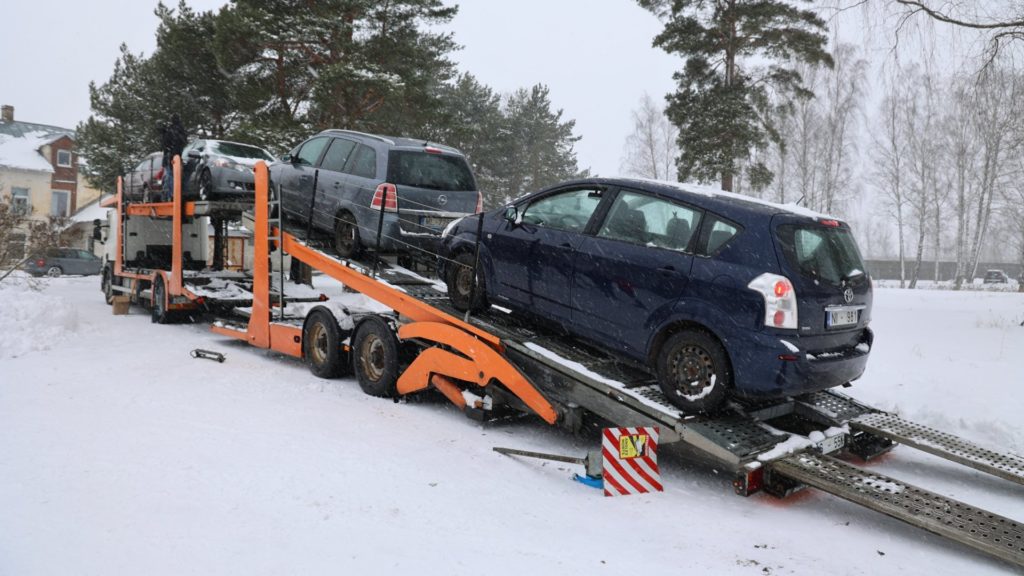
503 205 518 224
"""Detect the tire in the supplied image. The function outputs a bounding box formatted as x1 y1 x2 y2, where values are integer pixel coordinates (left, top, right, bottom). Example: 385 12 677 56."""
303 307 350 378
151 275 169 324
656 329 730 413
352 316 399 398
102 268 114 305
446 251 489 312
333 211 361 259
198 170 213 201
46 266 62 278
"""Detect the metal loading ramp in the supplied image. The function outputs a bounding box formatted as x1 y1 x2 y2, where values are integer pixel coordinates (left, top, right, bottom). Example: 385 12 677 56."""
769 452 1024 569
850 412 1024 487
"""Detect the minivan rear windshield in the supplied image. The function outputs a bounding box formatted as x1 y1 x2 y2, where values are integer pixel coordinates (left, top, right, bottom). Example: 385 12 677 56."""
387 151 476 191
776 224 865 286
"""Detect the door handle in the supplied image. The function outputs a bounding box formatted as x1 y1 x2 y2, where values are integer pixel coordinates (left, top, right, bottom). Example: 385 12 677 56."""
333 181 342 187
559 242 572 248
659 265 676 276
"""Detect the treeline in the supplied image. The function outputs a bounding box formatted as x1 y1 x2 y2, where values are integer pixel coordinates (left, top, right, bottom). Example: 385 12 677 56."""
77 0 586 208
622 0 1024 284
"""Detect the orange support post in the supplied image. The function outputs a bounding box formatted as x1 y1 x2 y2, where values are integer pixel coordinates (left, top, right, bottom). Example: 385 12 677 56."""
247 163 272 349
170 155 183 295
114 177 124 277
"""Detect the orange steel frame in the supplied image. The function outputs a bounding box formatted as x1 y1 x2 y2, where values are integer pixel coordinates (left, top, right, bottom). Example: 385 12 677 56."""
211 162 559 425
113 157 200 312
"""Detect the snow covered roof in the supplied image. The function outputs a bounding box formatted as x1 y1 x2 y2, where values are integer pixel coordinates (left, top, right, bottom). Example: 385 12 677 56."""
71 195 112 223
0 119 75 173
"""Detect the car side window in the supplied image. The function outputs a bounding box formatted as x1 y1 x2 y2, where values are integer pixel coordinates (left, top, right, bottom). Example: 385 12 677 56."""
700 216 741 256
521 188 602 233
295 137 331 166
597 190 700 250
345 144 377 179
319 138 356 172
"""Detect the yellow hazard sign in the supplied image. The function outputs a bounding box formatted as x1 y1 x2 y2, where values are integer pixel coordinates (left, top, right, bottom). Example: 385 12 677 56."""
619 434 649 459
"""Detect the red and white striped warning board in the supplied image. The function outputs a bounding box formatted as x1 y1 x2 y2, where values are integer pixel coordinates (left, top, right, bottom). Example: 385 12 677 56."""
602 427 662 497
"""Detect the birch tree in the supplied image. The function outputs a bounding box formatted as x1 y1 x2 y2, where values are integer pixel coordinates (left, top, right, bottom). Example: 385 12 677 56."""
620 93 679 181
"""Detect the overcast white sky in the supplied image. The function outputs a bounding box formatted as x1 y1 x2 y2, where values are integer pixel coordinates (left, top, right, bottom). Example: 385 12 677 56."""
0 0 679 177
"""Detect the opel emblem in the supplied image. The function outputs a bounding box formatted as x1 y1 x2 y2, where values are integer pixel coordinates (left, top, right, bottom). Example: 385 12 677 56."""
843 288 854 304
437 194 448 206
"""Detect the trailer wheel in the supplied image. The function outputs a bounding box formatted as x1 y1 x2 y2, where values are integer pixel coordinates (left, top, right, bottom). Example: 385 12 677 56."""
333 211 361 259
303 307 350 378
102 268 114 305
446 251 489 312
352 316 399 398
656 329 730 413
151 276 170 324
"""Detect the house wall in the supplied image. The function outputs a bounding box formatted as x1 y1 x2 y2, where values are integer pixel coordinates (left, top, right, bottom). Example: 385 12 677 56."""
2 168 52 222
40 136 77 214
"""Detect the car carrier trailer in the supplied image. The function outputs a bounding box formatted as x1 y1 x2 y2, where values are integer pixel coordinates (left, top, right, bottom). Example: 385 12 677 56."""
106 158 1024 569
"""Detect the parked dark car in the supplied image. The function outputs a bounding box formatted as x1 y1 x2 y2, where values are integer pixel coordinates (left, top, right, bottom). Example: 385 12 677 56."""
125 151 164 202
182 139 277 200
982 269 1009 284
23 248 102 277
271 130 482 259
439 178 873 413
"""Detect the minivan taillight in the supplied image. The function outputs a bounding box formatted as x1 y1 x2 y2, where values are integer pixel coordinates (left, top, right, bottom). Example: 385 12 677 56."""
370 183 398 212
475 191 483 214
748 273 798 329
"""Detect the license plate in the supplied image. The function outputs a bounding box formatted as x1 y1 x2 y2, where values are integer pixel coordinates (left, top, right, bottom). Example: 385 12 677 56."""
827 308 859 328
420 217 450 228
813 433 845 455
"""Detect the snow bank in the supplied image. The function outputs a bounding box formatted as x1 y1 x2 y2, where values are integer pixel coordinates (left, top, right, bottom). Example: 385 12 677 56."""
0 277 79 358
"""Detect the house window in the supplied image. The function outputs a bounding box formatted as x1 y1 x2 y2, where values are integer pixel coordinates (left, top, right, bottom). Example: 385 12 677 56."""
57 149 73 168
11 187 30 216
51 190 69 217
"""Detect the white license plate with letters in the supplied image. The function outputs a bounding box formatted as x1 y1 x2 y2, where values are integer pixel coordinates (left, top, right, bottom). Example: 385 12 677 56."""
827 307 859 328
814 433 845 455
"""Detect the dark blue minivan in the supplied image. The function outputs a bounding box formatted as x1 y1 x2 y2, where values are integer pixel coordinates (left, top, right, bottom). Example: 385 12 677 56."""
438 178 873 413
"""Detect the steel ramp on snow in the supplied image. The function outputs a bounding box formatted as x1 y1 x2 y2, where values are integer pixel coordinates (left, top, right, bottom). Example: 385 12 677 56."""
850 412 1024 487
769 452 1024 569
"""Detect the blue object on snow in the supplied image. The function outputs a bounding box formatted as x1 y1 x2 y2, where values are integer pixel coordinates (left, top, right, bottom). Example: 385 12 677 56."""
573 474 603 489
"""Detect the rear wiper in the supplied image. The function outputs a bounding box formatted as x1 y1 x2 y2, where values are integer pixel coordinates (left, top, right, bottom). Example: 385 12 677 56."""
842 269 865 284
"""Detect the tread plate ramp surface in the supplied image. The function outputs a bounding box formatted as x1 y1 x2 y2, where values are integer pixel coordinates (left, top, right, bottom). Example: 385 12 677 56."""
851 412 1024 486
772 453 1024 568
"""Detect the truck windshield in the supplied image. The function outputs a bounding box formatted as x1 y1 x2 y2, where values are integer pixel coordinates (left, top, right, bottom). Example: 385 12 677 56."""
776 224 865 286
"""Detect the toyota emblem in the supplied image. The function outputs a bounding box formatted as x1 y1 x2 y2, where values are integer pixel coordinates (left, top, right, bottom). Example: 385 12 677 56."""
437 194 448 206
843 287 854 304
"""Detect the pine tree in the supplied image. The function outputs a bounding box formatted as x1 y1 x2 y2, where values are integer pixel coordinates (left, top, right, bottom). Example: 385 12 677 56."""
500 85 587 202
639 0 832 191
430 74 506 206
217 0 459 148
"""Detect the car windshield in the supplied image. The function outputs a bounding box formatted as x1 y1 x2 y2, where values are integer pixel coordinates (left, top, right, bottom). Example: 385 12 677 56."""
387 151 476 191
777 224 865 286
210 142 275 161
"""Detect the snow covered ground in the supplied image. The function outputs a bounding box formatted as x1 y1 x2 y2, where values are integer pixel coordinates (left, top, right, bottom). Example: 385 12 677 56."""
0 274 1022 575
